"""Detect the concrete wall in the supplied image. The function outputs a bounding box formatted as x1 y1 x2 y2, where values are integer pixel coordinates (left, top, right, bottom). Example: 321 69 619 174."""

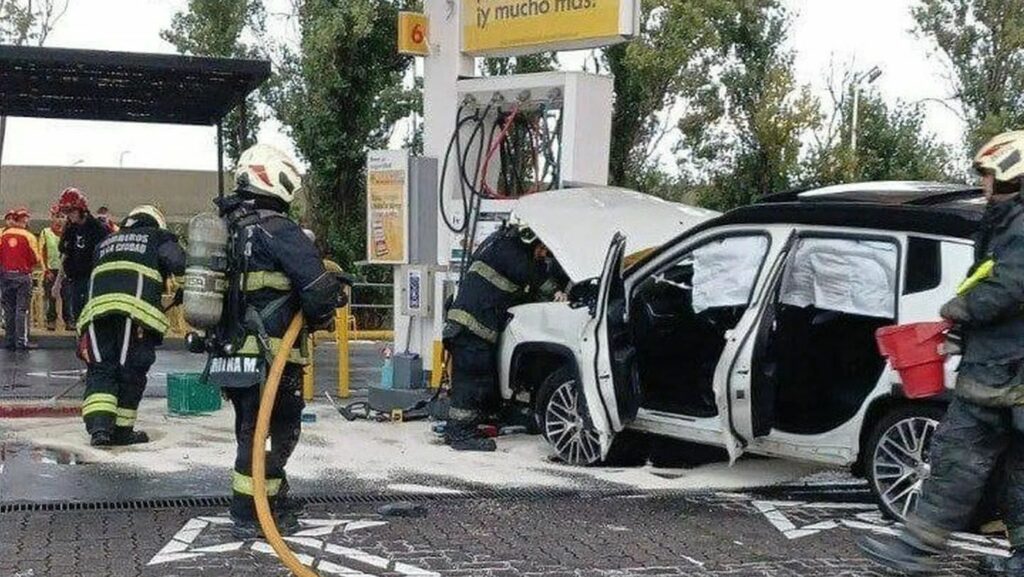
0 165 232 224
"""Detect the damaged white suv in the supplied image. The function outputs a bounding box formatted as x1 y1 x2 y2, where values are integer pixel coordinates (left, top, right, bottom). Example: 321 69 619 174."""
499 182 983 521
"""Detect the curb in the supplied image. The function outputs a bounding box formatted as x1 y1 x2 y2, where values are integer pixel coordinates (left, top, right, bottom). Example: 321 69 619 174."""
0 404 82 418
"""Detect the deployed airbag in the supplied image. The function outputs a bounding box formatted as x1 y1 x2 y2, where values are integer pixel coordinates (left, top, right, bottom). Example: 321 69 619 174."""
780 238 897 318
692 236 770 313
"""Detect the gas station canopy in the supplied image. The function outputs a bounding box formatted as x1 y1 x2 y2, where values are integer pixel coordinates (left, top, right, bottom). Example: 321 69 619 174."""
0 45 271 126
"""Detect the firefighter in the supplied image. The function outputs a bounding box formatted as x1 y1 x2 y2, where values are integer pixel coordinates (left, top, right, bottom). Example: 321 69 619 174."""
443 219 567 452
860 130 1024 575
0 208 41 351
78 205 185 447
57 188 109 330
39 204 66 331
202 143 341 539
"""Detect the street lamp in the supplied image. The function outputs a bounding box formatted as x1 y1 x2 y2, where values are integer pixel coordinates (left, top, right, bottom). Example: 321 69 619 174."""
850 66 883 154
70 158 84 167
119 150 131 167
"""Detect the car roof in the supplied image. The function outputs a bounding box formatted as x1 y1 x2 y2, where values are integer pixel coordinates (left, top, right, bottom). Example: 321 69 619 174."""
627 201 981 277
759 181 983 207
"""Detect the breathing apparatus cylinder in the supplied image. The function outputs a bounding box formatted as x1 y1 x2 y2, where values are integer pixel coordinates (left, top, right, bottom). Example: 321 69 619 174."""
183 212 230 329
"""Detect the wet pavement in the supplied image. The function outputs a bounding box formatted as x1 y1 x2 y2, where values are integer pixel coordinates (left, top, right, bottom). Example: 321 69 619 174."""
0 339 384 400
0 486 1000 577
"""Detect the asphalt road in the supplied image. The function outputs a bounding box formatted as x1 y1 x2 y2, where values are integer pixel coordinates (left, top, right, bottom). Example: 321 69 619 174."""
0 486 1003 577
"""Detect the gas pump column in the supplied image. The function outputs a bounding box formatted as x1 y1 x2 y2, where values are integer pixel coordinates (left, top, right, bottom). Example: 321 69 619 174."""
365 151 439 381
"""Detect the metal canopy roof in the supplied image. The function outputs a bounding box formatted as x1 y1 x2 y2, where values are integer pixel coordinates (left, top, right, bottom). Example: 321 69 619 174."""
0 45 271 125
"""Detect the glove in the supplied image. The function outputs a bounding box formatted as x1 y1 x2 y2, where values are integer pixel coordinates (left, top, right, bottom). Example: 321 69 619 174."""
939 296 971 324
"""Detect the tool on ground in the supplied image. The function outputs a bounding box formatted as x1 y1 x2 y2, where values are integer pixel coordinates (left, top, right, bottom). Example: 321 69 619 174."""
44 374 85 407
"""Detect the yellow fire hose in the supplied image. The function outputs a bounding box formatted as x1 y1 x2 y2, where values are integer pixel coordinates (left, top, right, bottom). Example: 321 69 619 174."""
252 313 320 577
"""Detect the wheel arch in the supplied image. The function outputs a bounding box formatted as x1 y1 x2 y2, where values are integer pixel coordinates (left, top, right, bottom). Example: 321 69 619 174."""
508 343 579 402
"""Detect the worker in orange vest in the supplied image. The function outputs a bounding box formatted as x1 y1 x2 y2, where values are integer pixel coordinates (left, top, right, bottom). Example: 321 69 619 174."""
0 208 42 350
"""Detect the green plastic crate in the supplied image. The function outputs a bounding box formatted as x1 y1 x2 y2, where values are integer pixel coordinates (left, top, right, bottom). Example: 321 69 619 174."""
167 373 222 415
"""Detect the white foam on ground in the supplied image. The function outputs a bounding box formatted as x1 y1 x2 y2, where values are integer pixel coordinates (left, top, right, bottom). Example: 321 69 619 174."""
0 399 824 492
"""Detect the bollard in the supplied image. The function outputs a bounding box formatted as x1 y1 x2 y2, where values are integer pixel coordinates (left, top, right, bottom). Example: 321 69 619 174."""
430 340 444 389
336 302 351 399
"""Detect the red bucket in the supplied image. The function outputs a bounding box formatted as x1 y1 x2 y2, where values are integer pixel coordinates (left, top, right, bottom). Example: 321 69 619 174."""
876 321 952 399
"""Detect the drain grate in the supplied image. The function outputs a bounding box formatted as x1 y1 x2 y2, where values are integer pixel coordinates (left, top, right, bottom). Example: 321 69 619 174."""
0 486 636 514
0 483 872 514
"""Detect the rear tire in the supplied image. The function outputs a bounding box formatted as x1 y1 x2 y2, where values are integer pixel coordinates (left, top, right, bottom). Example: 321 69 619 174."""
535 366 647 466
865 403 945 522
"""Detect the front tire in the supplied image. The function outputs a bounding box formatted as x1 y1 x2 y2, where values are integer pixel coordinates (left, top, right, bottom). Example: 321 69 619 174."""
535 367 647 466
865 403 946 522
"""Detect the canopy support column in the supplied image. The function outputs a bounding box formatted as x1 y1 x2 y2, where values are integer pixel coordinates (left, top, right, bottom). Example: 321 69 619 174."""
217 121 225 199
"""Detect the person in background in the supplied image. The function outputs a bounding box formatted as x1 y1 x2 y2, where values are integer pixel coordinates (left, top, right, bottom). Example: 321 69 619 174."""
56 188 108 330
39 204 66 331
0 208 42 351
96 206 119 234
78 206 185 447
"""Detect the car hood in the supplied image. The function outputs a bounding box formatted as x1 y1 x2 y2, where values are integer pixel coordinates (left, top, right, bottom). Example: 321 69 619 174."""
512 187 719 282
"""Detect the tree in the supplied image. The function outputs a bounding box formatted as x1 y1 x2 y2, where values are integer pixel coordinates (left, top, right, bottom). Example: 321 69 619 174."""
803 91 956 187
801 64 955 186
0 0 67 45
270 0 417 269
602 0 722 190
678 0 819 211
483 53 558 76
913 0 1024 149
161 0 266 165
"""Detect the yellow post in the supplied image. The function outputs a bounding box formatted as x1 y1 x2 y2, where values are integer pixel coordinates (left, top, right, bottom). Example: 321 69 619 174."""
430 340 444 389
336 300 351 398
302 334 315 401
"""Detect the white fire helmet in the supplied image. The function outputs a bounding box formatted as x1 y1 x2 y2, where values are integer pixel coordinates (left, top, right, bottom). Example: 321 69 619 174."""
975 130 1024 183
235 143 303 204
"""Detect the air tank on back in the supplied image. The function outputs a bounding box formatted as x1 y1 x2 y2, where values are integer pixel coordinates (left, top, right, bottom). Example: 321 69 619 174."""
183 212 229 329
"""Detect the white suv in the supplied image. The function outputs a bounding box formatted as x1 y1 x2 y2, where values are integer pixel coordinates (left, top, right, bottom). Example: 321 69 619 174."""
499 182 983 521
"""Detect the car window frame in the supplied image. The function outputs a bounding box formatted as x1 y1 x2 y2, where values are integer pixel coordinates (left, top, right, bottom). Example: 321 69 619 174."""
625 227 777 314
769 227 904 322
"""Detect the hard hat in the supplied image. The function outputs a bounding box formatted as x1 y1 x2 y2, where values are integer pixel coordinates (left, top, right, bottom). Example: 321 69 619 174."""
13 207 30 220
975 130 1024 182
58 187 89 212
508 213 539 244
235 143 302 205
125 205 167 230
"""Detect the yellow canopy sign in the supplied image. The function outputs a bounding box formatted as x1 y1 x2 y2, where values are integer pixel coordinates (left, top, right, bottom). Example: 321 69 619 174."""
462 0 638 57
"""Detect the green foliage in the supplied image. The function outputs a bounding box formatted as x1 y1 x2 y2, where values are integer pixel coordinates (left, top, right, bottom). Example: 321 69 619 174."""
603 0 721 189
679 0 819 211
0 0 66 46
161 0 266 165
270 0 417 270
803 90 957 187
913 0 1024 149
483 53 559 76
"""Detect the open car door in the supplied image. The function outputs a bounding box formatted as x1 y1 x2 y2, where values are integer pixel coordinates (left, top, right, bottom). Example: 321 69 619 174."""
580 233 641 458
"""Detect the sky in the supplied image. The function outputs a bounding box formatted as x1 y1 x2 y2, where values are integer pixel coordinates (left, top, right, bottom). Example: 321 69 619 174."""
1 0 966 171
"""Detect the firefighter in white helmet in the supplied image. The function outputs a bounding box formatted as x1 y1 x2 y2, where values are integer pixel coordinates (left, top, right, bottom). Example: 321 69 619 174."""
204 143 343 539
79 205 185 446
861 130 1024 575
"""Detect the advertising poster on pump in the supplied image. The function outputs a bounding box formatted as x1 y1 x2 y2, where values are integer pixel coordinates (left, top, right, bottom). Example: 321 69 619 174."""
366 150 410 265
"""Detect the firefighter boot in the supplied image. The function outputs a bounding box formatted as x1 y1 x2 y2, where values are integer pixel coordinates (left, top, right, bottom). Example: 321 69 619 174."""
444 421 496 452
90 430 114 447
981 550 1024 576
859 532 940 574
112 428 150 446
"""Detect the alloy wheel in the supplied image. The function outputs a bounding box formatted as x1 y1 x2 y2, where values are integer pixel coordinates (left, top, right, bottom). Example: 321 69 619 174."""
544 379 601 466
871 416 938 521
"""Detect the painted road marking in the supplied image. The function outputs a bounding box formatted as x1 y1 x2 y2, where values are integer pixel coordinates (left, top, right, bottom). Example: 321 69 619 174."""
148 516 439 575
752 499 1010 558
